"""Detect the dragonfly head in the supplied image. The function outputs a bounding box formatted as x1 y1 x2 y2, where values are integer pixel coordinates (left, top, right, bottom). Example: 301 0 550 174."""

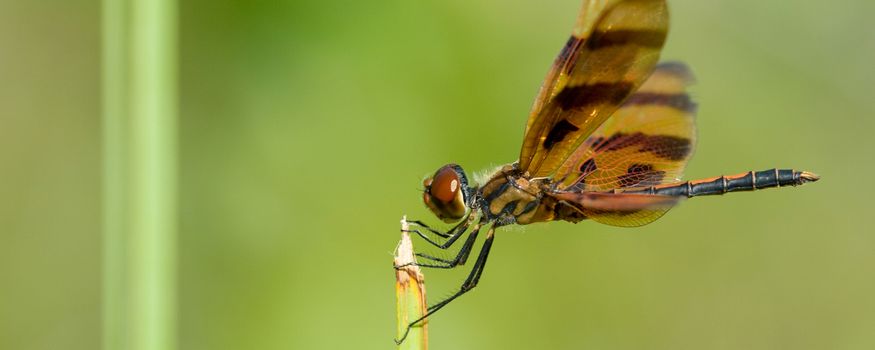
422 164 471 223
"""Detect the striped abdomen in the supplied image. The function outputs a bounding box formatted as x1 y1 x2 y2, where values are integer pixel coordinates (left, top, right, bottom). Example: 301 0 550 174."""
620 169 820 198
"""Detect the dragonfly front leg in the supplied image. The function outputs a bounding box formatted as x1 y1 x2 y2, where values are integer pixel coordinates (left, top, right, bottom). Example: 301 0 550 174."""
405 219 453 238
409 222 482 269
403 214 474 249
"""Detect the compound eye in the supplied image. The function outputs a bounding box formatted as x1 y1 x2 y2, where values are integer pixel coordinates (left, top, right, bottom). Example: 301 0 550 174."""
429 166 461 204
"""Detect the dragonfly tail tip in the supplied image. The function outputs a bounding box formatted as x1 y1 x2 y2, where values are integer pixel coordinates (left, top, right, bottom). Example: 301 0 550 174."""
799 171 820 183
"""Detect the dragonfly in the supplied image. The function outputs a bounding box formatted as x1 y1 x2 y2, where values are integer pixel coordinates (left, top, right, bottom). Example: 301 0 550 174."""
395 0 819 343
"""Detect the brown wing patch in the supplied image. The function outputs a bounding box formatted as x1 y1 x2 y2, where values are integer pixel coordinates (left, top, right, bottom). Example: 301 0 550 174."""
543 119 580 149
586 29 667 50
553 82 636 114
554 62 698 192
624 92 696 111
590 132 692 161
519 0 669 177
617 164 665 188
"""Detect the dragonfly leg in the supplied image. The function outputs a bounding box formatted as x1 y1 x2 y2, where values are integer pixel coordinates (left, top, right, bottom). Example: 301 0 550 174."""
406 219 453 238
404 215 473 250
402 227 447 248
395 223 482 270
395 225 496 345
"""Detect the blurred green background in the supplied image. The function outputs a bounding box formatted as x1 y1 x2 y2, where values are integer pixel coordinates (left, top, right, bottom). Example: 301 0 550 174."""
2 0 874 349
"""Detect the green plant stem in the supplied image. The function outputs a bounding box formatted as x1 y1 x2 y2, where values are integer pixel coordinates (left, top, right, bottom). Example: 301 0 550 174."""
102 0 177 349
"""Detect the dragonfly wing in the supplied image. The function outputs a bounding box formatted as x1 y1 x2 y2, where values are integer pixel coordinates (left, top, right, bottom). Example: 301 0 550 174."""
554 62 698 192
519 0 669 178
550 191 681 227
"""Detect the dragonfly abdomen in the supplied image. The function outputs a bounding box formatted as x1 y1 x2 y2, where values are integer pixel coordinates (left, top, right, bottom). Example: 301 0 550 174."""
623 169 819 198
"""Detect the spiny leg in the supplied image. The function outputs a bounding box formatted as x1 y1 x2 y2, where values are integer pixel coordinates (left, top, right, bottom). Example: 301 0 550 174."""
407 222 483 269
434 225 495 311
404 215 474 249
406 219 453 238
407 217 473 239
396 222 482 269
395 225 497 345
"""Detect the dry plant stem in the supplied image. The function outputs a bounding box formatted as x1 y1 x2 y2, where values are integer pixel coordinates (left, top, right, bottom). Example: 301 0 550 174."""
395 217 428 350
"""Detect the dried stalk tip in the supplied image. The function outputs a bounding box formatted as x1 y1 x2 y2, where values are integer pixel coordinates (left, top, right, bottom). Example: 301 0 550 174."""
395 216 428 350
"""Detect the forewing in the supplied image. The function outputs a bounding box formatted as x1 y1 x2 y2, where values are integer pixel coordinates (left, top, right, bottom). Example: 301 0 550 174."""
555 62 697 191
526 0 621 123
519 0 669 178
550 191 680 227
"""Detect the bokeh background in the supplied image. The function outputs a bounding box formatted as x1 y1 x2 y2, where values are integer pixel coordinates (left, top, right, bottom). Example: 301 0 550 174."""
2 0 874 349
